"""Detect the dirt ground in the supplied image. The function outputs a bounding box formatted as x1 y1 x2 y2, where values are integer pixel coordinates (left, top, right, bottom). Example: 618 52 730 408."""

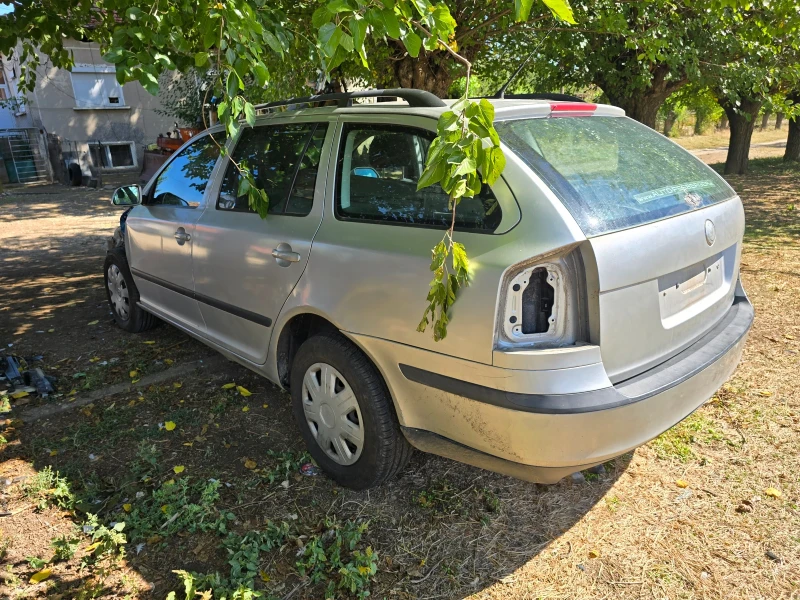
1 157 798 600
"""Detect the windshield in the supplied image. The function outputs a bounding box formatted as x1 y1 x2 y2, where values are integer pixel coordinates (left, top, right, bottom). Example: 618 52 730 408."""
496 116 735 236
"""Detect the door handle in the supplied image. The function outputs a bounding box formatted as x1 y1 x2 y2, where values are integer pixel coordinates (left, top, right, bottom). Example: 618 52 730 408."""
271 243 301 266
174 227 191 245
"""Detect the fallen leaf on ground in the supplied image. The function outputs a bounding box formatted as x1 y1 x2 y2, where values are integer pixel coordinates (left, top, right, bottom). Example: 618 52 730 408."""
237 386 252 397
588 549 600 558
68 389 77 396
11 391 29 399
758 390 773 397
183 442 194 447
129 370 138 378
173 382 182 389
676 479 689 488
89 357 100 363
165 421 176 431
222 382 236 389
87 320 99 325
259 570 270 582
30 569 51 583
164 359 174 366
123 503 132 512
764 487 783 499
244 458 257 469
47 329 55 333
49 449 58 457
143 341 156 345
242 406 250 412
173 465 185 474
262 404 269 408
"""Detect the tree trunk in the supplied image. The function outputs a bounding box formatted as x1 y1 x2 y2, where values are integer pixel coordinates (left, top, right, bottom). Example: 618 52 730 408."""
719 97 762 175
663 111 677 136
694 107 709 135
775 113 784 129
391 50 454 98
783 92 799 162
760 112 770 130
784 116 800 162
718 115 728 130
598 65 686 129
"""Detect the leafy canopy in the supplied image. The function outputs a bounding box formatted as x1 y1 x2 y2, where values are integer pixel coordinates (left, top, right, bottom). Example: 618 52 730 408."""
1 0 575 339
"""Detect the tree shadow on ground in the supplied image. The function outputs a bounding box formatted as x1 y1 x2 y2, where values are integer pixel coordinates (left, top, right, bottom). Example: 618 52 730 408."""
0 177 628 599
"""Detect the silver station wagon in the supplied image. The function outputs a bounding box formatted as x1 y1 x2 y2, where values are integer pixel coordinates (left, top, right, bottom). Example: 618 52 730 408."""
105 89 753 489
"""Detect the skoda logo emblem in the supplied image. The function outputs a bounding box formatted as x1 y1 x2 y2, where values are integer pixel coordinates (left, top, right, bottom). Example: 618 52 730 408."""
684 192 702 208
704 219 716 246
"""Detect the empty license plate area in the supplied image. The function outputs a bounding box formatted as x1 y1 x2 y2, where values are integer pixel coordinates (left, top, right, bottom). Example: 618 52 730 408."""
658 250 726 328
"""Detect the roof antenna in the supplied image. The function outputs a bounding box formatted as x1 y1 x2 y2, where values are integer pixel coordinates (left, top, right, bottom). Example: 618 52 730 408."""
492 24 556 99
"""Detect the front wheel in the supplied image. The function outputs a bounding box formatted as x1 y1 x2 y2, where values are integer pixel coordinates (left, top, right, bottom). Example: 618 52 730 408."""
104 248 158 333
290 333 412 489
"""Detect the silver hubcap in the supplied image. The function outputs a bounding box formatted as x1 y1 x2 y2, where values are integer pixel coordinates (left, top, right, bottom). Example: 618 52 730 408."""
107 264 130 320
302 363 364 466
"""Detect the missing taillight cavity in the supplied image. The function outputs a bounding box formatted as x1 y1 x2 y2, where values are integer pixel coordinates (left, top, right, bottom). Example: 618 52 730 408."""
521 267 555 334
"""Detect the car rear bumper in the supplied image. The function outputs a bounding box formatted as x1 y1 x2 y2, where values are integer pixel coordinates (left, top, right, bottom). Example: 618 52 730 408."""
354 289 753 484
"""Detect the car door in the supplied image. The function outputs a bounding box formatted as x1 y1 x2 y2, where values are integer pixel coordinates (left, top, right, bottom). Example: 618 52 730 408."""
126 132 224 333
192 119 333 363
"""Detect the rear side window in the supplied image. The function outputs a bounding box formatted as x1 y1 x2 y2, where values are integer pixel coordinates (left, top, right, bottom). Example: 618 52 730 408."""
218 123 326 216
496 117 735 236
335 124 502 232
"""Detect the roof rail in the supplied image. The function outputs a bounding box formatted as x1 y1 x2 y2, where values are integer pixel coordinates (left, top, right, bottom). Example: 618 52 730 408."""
253 88 447 112
499 93 585 103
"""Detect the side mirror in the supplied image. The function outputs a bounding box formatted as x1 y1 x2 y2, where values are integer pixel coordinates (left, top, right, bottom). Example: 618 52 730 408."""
111 184 142 206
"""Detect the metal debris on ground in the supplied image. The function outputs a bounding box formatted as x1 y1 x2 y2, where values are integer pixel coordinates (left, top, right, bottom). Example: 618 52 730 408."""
1 354 57 400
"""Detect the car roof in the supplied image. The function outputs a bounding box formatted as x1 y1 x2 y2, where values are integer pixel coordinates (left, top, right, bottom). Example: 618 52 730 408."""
253 98 625 122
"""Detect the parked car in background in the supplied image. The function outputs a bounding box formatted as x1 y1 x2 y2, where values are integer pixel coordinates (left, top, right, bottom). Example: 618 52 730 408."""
104 89 753 489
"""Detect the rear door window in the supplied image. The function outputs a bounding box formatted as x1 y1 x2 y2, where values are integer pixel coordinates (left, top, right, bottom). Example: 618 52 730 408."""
496 116 735 236
217 123 326 216
335 124 502 232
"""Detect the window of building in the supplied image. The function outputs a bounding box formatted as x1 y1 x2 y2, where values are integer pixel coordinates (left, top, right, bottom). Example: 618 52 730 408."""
217 123 327 216
71 71 126 109
149 135 222 208
89 142 136 169
335 124 502 232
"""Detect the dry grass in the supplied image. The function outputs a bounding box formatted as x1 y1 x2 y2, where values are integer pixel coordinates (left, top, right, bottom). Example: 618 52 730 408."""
1 159 798 599
673 126 788 151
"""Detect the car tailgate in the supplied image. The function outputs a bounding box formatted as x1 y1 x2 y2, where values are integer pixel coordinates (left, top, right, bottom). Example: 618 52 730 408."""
587 197 744 382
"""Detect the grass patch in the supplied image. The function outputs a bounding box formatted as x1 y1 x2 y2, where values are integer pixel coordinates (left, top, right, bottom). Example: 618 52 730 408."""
22 466 76 511
649 412 727 462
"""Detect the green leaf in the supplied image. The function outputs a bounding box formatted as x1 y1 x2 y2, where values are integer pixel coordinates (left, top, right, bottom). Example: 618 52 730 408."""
453 156 477 178
402 31 422 57
417 158 446 190
237 176 251 197
514 0 534 21
253 62 269 87
103 48 126 64
542 0 577 24
312 6 333 28
380 9 402 38
350 17 369 65
244 101 256 128
125 7 144 21
194 52 210 67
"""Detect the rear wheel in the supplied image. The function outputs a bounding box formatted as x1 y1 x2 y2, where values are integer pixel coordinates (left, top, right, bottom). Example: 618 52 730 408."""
290 333 412 489
104 248 157 333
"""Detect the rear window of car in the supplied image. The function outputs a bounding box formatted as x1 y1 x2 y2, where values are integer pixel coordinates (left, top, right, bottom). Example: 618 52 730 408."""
495 116 735 236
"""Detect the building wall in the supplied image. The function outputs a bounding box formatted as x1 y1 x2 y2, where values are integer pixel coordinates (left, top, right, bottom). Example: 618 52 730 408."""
18 41 177 170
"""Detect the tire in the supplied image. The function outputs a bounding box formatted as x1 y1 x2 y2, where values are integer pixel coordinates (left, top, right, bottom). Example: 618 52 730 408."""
103 248 158 333
68 162 82 186
290 333 413 489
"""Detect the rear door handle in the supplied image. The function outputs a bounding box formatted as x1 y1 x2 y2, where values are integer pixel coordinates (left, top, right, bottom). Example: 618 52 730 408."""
174 227 191 245
271 243 301 266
